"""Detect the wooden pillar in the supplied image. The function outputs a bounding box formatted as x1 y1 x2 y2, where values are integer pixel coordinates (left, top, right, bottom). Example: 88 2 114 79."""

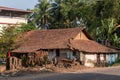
97 53 100 66
80 52 85 65
104 54 106 61
6 58 10 70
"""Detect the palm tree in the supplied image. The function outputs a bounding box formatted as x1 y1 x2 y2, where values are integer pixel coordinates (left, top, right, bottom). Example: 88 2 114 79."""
30 0 51 29
49 0 63 28
49 0 85 28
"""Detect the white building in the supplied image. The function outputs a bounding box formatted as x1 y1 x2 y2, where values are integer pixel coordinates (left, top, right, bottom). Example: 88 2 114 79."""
0 6 32 30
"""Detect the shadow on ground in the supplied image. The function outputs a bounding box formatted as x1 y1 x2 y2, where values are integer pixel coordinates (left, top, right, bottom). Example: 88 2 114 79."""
34 73 120 80
1 72 120 80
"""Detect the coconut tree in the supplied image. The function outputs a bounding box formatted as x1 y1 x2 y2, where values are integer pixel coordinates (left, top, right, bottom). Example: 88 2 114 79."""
30 0 51 29
49 0 64 28
49 0 87 28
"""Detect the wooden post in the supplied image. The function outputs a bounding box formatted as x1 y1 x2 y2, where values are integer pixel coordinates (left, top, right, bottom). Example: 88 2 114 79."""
97 54 100 67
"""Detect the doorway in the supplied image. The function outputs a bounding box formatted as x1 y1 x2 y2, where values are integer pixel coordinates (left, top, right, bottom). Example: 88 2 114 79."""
56 49 60 57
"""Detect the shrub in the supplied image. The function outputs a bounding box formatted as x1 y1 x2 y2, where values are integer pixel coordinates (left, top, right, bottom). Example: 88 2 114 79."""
43 55 49 66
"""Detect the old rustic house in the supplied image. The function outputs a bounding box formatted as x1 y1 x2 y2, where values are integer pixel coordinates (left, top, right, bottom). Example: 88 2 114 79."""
10 27 119 68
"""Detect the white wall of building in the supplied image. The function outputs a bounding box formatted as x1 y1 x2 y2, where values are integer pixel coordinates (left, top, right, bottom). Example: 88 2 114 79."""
84 54 96 67
84 53 118 67
48 49 73 61
0 16 27 24
48 49 119 68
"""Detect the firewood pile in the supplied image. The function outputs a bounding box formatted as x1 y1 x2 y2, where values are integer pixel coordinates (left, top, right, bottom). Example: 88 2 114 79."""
25 50 49 67
8 50 49 70
9 57 22 70
34 50 48 66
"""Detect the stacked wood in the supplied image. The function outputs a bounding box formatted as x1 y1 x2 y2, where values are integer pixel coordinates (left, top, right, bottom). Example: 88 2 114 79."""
8 50 49 69
9 57 22 70
34 50 48 66
26 53 35 66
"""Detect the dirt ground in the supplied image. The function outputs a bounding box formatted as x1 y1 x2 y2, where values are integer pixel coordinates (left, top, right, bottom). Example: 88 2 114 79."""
50 64 91 73
0 66 120 80
0 65 6 73
0 64 91 77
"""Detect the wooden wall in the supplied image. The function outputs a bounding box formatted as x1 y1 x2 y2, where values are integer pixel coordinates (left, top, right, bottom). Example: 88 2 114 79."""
74 32 89 40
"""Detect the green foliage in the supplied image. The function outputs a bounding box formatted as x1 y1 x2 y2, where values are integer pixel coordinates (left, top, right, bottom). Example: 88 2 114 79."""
17 23 37 33
21 54 27 63
97 18 117 39
43 55 49 65
0 26 18 56
30 0 51 29
111 34 120 48
94 61 110 67
0 0 119 56
29 0 97 29
97 18 120 48
111 59 120 66
28 0 120 48
0 23 37 58
49 0 96 28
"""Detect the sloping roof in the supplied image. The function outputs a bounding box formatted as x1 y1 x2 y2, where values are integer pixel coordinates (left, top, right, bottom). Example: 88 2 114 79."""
0 6 32 13
117 24 120 28
12 27 119 53
12 28 84 53
71 40 118 53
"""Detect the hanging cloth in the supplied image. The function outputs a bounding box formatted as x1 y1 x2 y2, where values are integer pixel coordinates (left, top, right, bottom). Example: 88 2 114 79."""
7 51 11 58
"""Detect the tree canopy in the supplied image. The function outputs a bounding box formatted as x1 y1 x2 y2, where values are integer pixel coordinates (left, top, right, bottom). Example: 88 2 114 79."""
0 24 37 58
0 0 120 58
29 0 120 48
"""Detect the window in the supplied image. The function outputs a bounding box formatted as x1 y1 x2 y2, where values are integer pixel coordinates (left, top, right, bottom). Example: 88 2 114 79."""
67 51 74 60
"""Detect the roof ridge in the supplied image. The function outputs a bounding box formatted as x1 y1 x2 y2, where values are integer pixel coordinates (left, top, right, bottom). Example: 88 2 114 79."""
30 27 84 32
0 6 32 13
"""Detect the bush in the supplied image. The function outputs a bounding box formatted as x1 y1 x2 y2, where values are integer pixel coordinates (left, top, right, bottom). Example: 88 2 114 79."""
0 24 37 60
112 59 120 66
21 54 27 66
43 55 49 65
17 23 37 33
0 26 18 58
94 61 110 67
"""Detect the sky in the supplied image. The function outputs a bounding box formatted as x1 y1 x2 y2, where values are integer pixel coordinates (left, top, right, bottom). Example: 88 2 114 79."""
0 0 38 10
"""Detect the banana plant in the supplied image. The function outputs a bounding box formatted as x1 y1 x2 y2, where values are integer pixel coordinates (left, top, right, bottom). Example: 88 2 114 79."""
97 18 120 48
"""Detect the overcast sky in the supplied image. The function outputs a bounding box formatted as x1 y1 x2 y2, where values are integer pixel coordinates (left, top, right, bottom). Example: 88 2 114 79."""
0 0 38 10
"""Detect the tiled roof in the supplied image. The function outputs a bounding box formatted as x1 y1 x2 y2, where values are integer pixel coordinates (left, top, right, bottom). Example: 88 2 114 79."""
12 28 83 53
71 40 118 53
12 28 119 53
